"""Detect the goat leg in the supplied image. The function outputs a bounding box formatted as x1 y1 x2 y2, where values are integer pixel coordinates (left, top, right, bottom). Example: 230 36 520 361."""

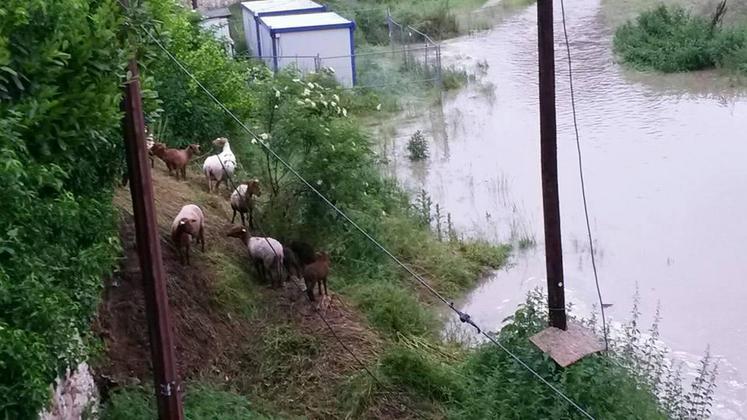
323 276 328 296
255 261 265 284
199 227 205 252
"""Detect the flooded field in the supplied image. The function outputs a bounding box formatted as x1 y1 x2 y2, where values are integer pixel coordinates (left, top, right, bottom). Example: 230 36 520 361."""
381 0 747 417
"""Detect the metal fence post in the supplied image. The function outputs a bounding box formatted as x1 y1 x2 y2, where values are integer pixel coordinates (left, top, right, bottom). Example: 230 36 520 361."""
436 44 443 88
387 9 393 48
425 43 430 78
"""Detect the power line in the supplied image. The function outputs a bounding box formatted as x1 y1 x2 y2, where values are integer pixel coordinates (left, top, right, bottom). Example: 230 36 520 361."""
558 0 609 351
143 27 595 419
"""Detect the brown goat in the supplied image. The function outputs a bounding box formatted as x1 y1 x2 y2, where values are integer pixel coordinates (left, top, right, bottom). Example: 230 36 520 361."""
152 143 200 180
304 251 330 302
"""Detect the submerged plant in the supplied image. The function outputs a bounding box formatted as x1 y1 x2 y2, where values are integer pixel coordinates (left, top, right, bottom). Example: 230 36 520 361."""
407 130 429 161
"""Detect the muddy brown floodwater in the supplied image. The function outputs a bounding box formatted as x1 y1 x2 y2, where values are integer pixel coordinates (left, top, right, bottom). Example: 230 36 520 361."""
381 0 747 417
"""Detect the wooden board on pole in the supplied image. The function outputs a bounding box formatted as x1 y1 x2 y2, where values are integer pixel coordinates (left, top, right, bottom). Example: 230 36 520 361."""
530 321 605 367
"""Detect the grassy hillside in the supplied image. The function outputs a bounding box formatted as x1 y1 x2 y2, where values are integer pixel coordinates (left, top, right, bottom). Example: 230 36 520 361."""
97 154 500 418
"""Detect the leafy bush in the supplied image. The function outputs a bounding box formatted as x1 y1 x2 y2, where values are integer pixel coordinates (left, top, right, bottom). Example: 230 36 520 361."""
139 0 257 147
614 4 747 72
407 130 429 161
0 0 125 417
353 8 391 45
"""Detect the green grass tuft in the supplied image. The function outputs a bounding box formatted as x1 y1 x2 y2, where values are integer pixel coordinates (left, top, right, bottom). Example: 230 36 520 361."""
208 253 260 320
351 282 438 337
102 383 271 420
380 344 465 403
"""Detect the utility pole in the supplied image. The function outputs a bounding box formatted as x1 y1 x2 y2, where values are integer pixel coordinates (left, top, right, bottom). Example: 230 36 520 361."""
123 59 185 420
537 0 567 330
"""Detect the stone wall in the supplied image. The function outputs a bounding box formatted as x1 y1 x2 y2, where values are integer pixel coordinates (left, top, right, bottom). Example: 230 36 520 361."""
39 362 98 420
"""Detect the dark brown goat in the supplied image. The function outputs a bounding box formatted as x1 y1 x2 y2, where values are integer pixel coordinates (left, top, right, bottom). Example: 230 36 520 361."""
303 251 330 302
152 143 200 180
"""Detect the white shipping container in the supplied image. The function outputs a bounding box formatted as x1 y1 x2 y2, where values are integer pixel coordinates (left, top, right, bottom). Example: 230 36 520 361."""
240 0 325 57
258 12 357 87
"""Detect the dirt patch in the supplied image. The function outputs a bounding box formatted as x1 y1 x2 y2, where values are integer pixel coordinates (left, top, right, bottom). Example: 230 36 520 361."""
93 212 249 387
95 163 418 418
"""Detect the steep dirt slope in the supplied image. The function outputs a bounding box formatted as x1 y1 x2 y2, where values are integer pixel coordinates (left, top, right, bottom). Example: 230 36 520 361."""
94 161 418 418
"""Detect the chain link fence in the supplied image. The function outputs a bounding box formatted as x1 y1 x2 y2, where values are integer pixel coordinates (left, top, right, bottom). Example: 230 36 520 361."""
250 10 445 91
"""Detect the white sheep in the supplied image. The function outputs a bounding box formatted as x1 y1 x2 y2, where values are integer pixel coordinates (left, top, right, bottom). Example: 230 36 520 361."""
170 204 205 266
226 225 284 288
230 179 261 227
203 137 237 193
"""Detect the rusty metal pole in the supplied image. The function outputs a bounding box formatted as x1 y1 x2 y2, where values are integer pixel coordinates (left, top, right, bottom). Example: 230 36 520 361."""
537 0 567 330
123 60 185 420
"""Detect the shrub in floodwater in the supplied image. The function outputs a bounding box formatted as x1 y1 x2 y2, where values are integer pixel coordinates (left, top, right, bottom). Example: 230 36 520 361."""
614 4 747 72
517 236 536 250
407 130 429 161
441 66 471 90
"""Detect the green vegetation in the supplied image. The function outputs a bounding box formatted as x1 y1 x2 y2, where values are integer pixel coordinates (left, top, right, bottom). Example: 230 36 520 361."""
441 65 471 90
208 252 260 319
327 0 489 42
407 130 429 161
614 4 747 72
0 0 124 416
102 383 270 420
2 0 718 418
378 290 719 419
